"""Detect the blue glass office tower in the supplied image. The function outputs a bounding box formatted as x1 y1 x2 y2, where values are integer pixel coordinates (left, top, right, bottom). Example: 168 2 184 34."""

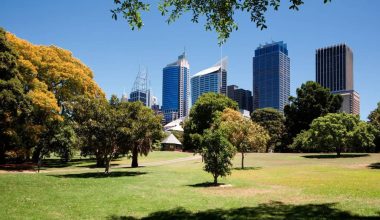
191 58 227 105
162 53 190 123
252 41 290 112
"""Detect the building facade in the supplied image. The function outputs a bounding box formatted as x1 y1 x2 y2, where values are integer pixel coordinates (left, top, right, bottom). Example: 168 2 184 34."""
191 58 227 105
227 85 253 113
316 44 360 115
162 52 190 123
252 41 290 112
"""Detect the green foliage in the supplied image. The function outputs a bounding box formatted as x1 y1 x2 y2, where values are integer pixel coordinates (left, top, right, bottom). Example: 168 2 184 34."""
368 102 380 151
251 108 285 152
111 0 331 44
284 81 342 149
292 113 377 156
73 96 163 172
183 93 237 151
0 27 32 163
201 129 236 185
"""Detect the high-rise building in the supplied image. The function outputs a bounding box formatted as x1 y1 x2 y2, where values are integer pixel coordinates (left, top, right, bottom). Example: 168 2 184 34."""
129 67 150 107
227 85 253 113
191 57 227 105
316 44 360 115
162 52 190 123
252 41 290 112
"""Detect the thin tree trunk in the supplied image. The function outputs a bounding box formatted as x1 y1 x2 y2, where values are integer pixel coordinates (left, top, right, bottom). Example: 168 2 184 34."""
37 154 43 173
104 158 111 174
241 152 245 169
213 175 218 185
131 146 138 168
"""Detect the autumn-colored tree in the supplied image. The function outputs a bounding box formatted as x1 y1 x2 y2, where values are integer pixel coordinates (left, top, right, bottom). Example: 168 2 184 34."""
220 108 269 169
1 30 105 163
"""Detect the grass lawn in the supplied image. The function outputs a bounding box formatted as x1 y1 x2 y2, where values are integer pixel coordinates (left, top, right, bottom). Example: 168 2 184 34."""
0 152 379 219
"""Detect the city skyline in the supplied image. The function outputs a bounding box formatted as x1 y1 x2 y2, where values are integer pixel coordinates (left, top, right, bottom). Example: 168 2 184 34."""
1 0 380 119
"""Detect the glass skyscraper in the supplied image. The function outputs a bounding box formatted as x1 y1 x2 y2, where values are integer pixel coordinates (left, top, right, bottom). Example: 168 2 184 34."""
316 44 360 115
191 58 227 105
162 52 190 123
252 41 290 112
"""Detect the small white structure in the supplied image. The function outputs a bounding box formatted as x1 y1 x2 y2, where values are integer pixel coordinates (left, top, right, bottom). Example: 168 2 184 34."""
161 133 182 151
163 117 185 131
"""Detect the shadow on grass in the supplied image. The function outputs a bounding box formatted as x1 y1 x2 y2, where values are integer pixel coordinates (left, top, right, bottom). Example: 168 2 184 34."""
51 171 147 179
187 182 226 188
107 201 380 220
368 162 380 169
0 162 35 172
233 166 262 171
40 158 97 169
302 154 369 159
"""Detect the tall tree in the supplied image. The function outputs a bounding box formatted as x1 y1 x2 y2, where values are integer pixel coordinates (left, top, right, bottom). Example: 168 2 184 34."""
111 0 331 43
284 81 342 147
0 27 31 163
251 108 285 152
201 129 236 185
368 102 380 152
220 108 269 169
183 93 237 151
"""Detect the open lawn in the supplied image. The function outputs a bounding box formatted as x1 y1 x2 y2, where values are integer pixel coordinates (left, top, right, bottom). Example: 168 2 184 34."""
0 152 379 219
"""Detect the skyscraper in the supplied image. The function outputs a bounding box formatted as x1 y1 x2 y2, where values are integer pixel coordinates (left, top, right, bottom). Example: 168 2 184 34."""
128 67 150 107
227 85 253 113
162 52 190 123
316 44 360 115
252 41 290 112
191 57 227 105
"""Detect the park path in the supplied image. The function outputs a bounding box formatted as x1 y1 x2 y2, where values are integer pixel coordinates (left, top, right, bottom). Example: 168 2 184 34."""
0 154 201 174
114 154 202 168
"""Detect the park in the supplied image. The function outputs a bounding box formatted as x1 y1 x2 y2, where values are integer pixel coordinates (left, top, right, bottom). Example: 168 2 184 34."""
1 151 379 219
1 1 380 219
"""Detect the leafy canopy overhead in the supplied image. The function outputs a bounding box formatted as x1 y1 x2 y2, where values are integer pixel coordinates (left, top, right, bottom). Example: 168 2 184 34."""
111 0 332 43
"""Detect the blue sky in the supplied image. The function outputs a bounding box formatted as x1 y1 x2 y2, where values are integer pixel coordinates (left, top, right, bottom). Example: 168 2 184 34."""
1 0 379 119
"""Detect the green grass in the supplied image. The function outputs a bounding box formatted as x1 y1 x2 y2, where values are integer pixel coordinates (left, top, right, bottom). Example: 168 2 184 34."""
1 152 379 219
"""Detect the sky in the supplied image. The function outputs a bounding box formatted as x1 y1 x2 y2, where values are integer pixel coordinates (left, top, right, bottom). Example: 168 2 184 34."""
1 0 379 119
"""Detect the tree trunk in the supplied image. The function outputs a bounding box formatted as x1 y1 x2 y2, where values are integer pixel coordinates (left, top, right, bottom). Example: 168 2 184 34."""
0 144 6 164
104 158 110 174
241 152 245 169
37 155 43 173
96 153 105 167
131 146 138 168
213 175 218 185
337 145 341 158
32 147 42 163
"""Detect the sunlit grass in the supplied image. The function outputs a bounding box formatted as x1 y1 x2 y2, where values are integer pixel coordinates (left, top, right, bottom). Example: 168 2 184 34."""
0 152 379 219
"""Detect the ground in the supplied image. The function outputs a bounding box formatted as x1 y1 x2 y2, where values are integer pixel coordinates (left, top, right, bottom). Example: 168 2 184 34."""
0 152 379 219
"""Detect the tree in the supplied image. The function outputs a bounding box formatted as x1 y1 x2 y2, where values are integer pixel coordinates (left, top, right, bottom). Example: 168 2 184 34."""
251 108 285 152
201 129 236 185
284 81 342 148
294 113 377 157
0 27 32 163
111 0 331 44
368 102 380 152
125 101 163 168
183 93 237 151
220 108 269 169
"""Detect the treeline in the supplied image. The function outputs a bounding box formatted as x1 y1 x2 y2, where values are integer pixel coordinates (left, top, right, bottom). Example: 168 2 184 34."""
0 28 162 172
184 83 380 157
